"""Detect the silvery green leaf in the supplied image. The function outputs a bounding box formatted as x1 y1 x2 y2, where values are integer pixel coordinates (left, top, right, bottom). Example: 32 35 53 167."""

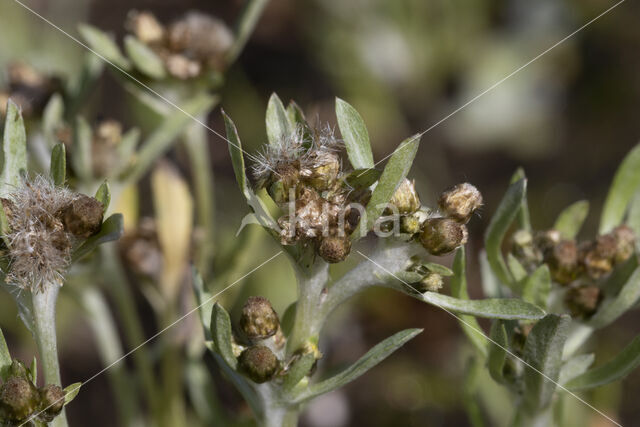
124 93 216 183
451 248 487 357
343 168 381 190
628 190 640 243
0 328 11 380
117 128 140 171
124 35 166 79
266 93 294 146
50 143 66 186
1 99 27 197
554 200 589 239
63 383 82 405
335 98 374 169
488 320 508 383
600 143 640 233
510 168 531 231
589 266 640 329
286 100 308 128
522 314 570 413
210 303 238 370
72 214 124 262
29 357 37 384
480 250 502 298
559 354 594 385
423 262 454 276
566 336 640 391
507 253 527 282
73 116 93 182
293 328 422 404
521 265 551 309
78 24 131 69
192 268 213 337
94 180 111 213
484 178 527 288
352 134 420 239
283 353 315 392
0 199 11 247
42 94 64 147
420 292 545 320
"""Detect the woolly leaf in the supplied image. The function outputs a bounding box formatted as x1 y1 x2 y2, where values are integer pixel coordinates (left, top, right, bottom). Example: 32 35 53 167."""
0 199 11 247
352 134 420 240
266 93 293 146
78 24 131 69
589 266 640 329
1 100 27 197
293 328 422 403
343 168 381 190
335 98 374 169
419 292 545 320
42 94 64 147
484 178 527 288
73 116 93 182
64 383 82 405
559 354 594 385
507 253 527 282
488 320 508 383
192 268 213 338
521 265 551 309
72 213 124 262
50 143 66 186
29 357 37 384
554 200 589 239
600 143 640 233
283 353 315 392
124 35 166 79
566 336 640 391
94 180 111 213
0 328 11 380
510 168 531 231
522 314 570 413
423 262 454 276
210 303 238 370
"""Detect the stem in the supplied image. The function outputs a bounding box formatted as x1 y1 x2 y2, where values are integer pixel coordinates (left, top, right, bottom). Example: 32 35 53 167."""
32 283 68 427
226 0 271 66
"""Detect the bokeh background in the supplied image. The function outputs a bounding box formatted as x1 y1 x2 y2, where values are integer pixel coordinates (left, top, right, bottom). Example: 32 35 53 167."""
1 0 640 426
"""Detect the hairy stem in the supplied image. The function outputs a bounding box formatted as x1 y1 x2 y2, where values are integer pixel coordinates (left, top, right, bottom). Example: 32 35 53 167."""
32 283 68 427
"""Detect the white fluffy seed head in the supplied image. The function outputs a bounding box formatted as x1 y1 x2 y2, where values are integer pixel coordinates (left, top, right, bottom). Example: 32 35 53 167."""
2 176 76 293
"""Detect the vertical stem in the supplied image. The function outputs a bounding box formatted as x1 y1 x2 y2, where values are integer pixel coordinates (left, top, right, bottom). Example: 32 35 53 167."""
32 283 68 427
226 0 271 65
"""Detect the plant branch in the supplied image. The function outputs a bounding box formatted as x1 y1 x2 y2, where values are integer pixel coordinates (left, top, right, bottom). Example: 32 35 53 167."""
226 0 271 66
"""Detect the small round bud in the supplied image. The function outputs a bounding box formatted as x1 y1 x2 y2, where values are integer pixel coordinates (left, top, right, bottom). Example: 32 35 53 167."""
238 346 280 384
266 167 299 207
318 236 351 263
60 195 104 238
419 218 468 256
302 152 340 191
126 10 166 45
611 225 636 264
0 377 38 422
400 210 428 235
38 384 65 422
388 179 420 215
240 296 280 341
546 239 579 285
438 183 482 223
511 229 543 270
580 234 617 280
417 272 443 293
565 284 602 318
535 230 562 255
165 54 201 79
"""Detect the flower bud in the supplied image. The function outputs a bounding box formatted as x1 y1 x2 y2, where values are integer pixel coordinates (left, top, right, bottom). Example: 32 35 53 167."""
318 236 351 263
400 210 428 235
546 239 579 285
126 10 166 45
417 272 443 293
38 384 65 422
238 346 280 384
0 376 38 422
239 296 280 341
60 195 104 238
565 284 602 318
301 152 340 191
611 225 636 264
580 234 617 280
535 230 562 256
388 179 420 215
438 183 482 223
419 218 468 256
510 229 543 270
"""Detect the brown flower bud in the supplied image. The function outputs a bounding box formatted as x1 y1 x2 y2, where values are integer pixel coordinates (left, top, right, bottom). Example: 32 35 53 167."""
546 239 579 285
438 183 482 223
400 212 424 235
511 229 543 270
238 346 280 384
419 217 468 256
535 230 562 256
580 234 617 280
60 195 104 238
126 10 166 45
611 225 636 264
240 296 280 341
38 384 65 422
0 376 38 422
167 12 233 69
565 284 602 318
318 236 351 263
301 151 340 191
417 272 443 293
165 54 201 79
388 179 420 215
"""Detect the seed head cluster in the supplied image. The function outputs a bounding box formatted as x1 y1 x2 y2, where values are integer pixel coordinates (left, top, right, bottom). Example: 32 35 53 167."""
2 176 103 292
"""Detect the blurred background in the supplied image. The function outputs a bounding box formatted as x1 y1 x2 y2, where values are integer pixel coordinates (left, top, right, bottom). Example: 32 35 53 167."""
1 0 640 426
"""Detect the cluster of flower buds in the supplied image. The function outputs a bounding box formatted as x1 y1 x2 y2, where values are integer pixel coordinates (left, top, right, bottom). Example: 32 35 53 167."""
126 10 234 79
0 62 60 118
1 176 104 292
511 224 637 318
0 360 66 425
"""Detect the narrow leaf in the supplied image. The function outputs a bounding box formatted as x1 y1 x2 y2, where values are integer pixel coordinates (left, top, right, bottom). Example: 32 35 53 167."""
521 265 551 309
192 267 213 338
423 262 454 277
352 134 420 239
600 143 640 233
507 253 527 282
78 24 131 69
94 180 111 213
0 328 11 380
589 267 640 329
484 179 527 288
265 93 293 146
283 353 315 392
73 116 93 182
335 98 374 169
116 128 140 171
511 168 531 231
343 168 381 190
554 200 589 239
488 321 508 383
522 314 570 412
210 304 238 370
50 143 66 186
293 328 422 403
1 100 27 197
124 35 166 79
42 94 64 146
559 354 595 385
420 292 545 320
566 336 640 391
72 214 124 262
64 383 82 405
